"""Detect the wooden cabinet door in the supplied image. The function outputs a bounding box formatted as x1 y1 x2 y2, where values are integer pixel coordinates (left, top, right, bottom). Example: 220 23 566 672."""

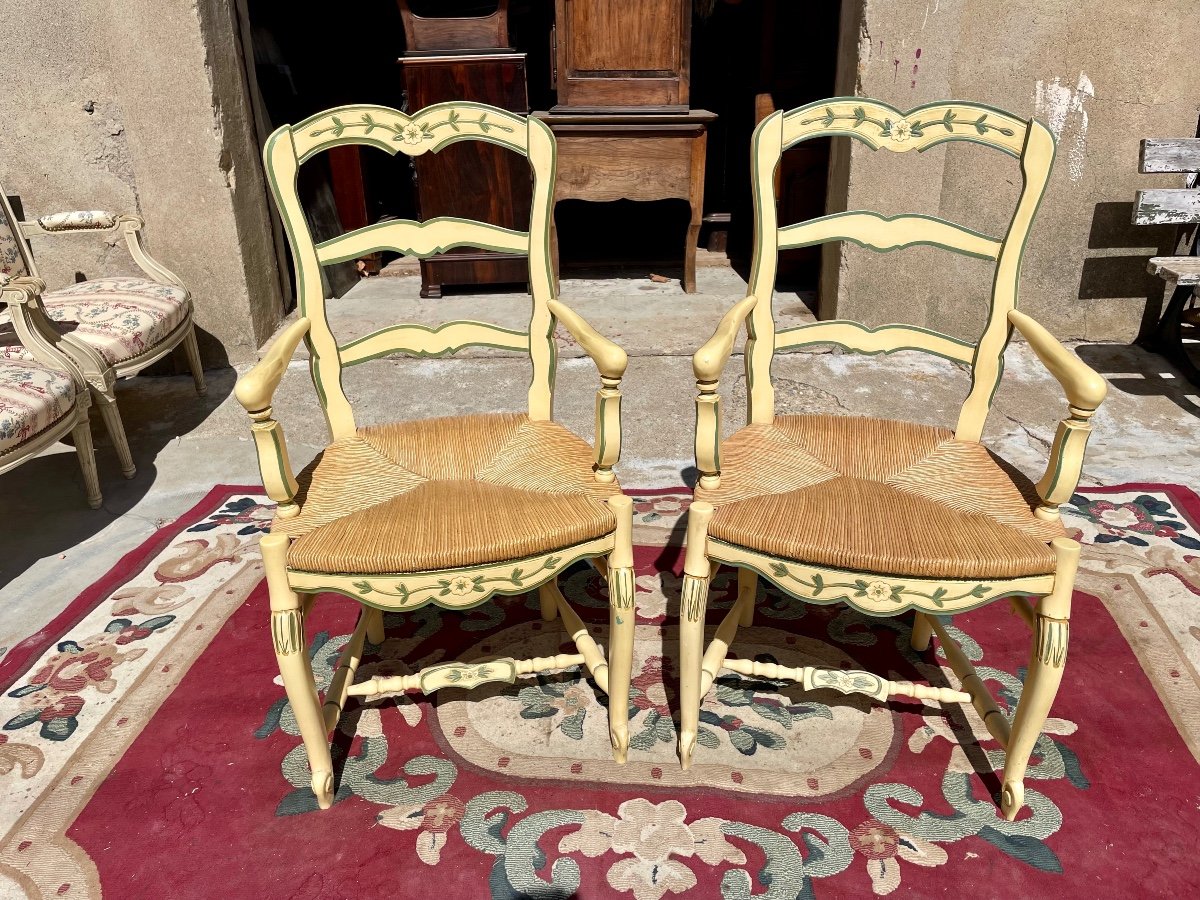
554 0 690 110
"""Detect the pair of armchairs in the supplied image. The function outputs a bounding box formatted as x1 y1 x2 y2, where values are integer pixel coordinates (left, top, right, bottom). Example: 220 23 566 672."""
0 189 205 505
240 99 1107 823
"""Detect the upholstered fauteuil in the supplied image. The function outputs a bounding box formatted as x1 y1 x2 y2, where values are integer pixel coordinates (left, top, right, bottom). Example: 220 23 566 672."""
679 98 1108 823
0 274 103 507
0 188 205 478
240 102 635 809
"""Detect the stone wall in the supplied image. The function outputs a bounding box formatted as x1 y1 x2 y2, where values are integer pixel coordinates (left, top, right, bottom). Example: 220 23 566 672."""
823 0 1200 342
0 0 283 366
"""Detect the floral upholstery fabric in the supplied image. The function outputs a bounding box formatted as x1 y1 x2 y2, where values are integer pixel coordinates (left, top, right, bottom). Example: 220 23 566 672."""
36 210 118 232
0 204 29 280
0 277 189 367
0 358 76 457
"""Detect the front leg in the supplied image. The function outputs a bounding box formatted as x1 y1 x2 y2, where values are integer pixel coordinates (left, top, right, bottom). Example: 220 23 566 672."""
605 495 635 763
1002 537 1078 820
679 501 714 769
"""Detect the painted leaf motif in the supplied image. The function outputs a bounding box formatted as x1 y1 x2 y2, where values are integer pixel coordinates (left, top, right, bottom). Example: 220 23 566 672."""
770 562 789 578
943 109 956 131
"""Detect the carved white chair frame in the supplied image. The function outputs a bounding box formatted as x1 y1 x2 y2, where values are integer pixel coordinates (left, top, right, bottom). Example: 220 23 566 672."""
0 274 103 507
0 187 206 479
240 102 634 809
681 99 1109 821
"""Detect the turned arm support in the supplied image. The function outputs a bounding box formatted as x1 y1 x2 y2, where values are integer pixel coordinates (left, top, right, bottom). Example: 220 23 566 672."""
547 299 629 482
22 212 186 288
1008 310 1109 520
692 296 757 489
234 317 311 514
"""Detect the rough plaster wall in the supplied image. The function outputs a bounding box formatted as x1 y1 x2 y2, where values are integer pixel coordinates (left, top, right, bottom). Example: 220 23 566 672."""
828 0 1200 342
0 0 283 365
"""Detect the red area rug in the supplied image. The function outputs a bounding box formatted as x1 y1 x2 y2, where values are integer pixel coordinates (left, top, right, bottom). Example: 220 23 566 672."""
3 485 1200 898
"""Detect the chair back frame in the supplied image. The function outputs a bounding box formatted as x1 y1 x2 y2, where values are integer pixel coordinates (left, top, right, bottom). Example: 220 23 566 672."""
262 101 558 441
744 98 1056 441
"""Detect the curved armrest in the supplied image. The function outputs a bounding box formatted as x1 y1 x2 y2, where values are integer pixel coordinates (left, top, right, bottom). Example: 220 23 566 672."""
547 299 628 380
1008 310 1108 412
1008 310 1109 519
546 299 627 483
234 318 311 513
692 297 757 489
1 276 84 383
235 318 311 412
694 296 757 384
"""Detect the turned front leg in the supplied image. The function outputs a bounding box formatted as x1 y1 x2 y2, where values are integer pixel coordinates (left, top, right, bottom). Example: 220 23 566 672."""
1001 537 1079 820
605 495 636 763
679 501 714 769
262 533 335 809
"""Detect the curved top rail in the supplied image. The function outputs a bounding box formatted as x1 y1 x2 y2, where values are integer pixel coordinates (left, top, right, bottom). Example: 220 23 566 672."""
781 98 1028 158
290 101 531 162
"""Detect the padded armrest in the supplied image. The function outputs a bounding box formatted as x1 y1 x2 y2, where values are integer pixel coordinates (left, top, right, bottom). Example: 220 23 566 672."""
31 211 119 233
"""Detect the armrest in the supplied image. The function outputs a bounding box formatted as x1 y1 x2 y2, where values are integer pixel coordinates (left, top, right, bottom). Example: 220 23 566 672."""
546 299 627 483
234 318 310 514
1008 310 1108 411
1007 310 1109 519
2 275 112 394
25 210 119 234
235 318 311 412
693 296 757 384
24 212 187 289
693 297 757 489
547 298 628 380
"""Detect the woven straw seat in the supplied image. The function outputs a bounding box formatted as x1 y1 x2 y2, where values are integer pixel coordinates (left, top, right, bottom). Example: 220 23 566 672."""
274 413 620 574
695 414 1064 580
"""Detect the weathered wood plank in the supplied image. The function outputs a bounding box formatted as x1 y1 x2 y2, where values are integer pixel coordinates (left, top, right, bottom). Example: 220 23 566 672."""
1133 189 1200 225
1147 256 1200 286
1140 138 1200 174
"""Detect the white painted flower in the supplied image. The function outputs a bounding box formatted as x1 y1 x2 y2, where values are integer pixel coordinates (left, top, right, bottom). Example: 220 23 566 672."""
888 118 912 142
401 123 424 144
865 581 894 603
560 799 744 900
449 576 473 596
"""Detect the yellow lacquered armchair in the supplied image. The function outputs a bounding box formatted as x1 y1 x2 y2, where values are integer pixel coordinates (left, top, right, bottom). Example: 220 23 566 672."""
237 103 635 809
679 98 1108 821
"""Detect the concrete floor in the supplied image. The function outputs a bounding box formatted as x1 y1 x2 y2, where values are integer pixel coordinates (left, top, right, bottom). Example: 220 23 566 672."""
2 266 1198 659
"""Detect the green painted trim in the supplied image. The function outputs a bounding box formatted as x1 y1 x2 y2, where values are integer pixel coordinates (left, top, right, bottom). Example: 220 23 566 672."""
597 394 609 462
782 97 1027 158
288 542 611 613
337 321 530 365
775 321 975 365
706 540 1052 618
314 216 528 264
778 211 1001 260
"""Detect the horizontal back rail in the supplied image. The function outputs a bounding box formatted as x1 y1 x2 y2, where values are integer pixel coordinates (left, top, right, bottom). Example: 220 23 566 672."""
781 99 1027 157
1133 189 1200 226
778 211 1002 260
774 321 975 365
1139 138 1200 174
338 321 530 366
315 217 528 265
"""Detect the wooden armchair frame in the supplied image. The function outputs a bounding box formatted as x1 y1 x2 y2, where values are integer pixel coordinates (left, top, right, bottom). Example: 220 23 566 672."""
241 102 633 809
0 187 206 478
0 275 102 506
682 98 1108 821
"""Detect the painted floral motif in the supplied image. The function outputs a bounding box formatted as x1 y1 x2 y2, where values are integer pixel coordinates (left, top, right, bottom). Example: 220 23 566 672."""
307 109 515 143
887 118 913 142
378 794 467 864
849 818 948 895
1067 492 1200 550
800 104 1016 140
559 799 746 900
188 497 273 536
3 616 174 741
